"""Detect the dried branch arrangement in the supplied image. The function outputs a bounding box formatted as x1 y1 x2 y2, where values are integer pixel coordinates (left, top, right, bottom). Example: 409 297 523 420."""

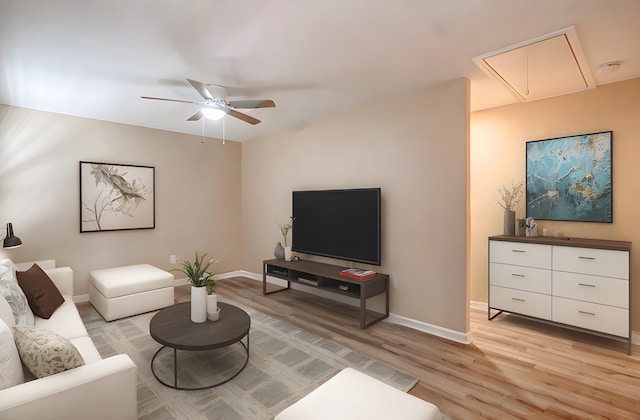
496 181 524 211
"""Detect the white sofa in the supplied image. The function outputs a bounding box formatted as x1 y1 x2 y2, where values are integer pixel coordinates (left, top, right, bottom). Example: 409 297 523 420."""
0 260 137 420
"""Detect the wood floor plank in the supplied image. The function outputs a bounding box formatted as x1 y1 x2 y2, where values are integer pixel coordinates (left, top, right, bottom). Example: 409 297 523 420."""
176 277 640 419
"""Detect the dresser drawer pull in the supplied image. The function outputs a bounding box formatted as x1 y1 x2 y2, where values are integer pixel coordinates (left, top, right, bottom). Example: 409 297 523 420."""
511 298 525 302
578 310 596 316
512 250 526 253
578 283 596 288
511 273 525 278
578 256 596 260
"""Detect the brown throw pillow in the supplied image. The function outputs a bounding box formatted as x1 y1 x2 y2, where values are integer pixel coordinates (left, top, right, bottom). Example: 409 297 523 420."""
17 264 64 319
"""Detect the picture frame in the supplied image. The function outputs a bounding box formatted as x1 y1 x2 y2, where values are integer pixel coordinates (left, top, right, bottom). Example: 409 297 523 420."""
526 131 612 223
80 161 155 232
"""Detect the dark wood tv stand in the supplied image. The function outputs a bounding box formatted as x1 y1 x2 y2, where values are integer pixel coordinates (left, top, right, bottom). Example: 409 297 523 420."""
262 258 389 328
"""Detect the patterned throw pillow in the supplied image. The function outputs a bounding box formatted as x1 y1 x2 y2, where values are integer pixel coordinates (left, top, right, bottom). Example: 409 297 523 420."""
0 270 35 326
12 325 85 378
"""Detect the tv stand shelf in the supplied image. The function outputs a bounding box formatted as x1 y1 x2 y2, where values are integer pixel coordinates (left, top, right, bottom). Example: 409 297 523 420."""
263 259 389 328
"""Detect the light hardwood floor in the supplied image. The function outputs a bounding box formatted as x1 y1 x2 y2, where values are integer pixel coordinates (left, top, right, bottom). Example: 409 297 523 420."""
176 278 640 419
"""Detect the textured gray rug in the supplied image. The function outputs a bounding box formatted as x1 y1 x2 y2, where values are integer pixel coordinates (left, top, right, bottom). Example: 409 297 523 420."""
80 297 417 419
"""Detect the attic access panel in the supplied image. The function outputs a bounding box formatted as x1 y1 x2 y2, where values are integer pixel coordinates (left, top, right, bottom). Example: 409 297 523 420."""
474 26 595 102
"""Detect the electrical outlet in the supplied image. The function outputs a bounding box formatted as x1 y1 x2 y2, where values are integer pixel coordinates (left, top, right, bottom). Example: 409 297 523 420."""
393 277 398 289
169 255 176 264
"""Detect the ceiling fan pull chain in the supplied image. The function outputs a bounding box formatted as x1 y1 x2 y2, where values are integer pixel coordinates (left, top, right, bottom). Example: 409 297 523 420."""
201 116 205 144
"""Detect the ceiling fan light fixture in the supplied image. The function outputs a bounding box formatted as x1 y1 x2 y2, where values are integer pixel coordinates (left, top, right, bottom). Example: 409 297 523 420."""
201 107 227 120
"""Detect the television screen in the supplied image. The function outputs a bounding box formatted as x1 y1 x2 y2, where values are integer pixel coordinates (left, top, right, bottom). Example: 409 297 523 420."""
526 131 612 223
292 188 381 266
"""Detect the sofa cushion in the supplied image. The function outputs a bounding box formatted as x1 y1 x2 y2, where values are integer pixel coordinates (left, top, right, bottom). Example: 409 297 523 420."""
0 293 15 327
12 325 85 379
0 319 24 389
0 259 19 274
0 270 35 326
35 296 88 340
17 264 65 319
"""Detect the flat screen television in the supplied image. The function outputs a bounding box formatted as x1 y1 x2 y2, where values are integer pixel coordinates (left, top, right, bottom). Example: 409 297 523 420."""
292 188 381 266
525 131 612 223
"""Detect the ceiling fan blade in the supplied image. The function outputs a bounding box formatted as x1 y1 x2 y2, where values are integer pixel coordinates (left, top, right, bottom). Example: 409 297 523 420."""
187 79 214 100
227 109 261 125
140 96 193 104
228 99 276 109
187 110 203 121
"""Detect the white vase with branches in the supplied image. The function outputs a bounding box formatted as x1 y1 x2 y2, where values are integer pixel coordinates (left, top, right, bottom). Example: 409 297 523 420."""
496 182 524 235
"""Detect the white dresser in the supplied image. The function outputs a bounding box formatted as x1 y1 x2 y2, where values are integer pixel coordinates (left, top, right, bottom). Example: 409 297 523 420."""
488 235 632 354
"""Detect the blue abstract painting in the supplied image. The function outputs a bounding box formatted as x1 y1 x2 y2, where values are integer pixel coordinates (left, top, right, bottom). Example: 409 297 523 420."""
526 131 612 223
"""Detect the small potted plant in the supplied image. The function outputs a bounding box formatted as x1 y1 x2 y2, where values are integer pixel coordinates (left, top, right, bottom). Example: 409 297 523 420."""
173 252 217 322
278 216 295 261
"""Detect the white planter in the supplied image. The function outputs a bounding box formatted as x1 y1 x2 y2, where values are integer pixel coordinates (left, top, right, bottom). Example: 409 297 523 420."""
284 246 292 261
207 293 219 321
190 286 207 323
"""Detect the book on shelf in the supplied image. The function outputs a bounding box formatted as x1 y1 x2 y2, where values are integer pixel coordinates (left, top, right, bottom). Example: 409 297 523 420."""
339 268 376 280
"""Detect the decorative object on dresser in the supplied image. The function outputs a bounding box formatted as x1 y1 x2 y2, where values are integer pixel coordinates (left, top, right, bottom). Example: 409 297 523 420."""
525 217 537 237
488 235 631 354
495 181 524 236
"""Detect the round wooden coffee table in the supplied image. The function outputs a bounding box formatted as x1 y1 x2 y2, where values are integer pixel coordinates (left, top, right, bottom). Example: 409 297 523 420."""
149 301 250 390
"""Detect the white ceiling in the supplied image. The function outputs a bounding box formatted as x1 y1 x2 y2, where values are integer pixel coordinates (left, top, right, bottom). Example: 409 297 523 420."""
1 0 639 142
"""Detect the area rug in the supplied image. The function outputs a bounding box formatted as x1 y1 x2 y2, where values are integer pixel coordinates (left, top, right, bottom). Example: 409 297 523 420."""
80 297 417 420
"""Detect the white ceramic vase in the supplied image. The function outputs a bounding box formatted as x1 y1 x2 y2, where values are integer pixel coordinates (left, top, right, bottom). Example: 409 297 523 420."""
190 286 207 323
207 293 219 321
284 246 292 261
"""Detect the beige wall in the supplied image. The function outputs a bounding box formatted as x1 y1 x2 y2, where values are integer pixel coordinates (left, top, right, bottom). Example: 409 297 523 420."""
0 105 243 295
242 79 470 334
470 78 640 331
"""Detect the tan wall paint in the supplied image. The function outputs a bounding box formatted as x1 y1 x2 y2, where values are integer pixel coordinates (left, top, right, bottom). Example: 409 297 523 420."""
470 78 640 331
0 105 243 295
242 79 470 333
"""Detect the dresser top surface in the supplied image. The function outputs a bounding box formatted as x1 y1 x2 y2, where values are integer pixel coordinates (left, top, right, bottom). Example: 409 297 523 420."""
489 235 631 252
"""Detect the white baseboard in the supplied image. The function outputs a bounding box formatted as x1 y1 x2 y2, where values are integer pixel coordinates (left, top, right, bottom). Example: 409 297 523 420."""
388 313 471 344
74 271 638 348
73 294 89 303
258 272 468 343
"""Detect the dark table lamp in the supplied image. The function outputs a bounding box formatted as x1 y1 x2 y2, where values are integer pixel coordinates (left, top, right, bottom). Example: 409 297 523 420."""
3 223 23 249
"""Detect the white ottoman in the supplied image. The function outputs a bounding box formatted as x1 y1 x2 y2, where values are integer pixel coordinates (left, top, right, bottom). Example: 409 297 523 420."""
89 264 174 321
275 368 441 420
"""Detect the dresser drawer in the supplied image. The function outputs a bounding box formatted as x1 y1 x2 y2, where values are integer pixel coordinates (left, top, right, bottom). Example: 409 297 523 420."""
490 286 551 320
552 247 629 279
553 272 628 309
489 241 551 269
552 297 629 337
490 263 551 294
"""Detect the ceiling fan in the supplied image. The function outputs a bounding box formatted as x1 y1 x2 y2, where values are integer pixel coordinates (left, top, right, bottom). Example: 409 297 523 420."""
141 79 276 125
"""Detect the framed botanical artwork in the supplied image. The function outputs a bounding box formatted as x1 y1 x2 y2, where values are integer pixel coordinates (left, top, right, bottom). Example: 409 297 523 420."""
80 161 155 232
526 131 612 223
